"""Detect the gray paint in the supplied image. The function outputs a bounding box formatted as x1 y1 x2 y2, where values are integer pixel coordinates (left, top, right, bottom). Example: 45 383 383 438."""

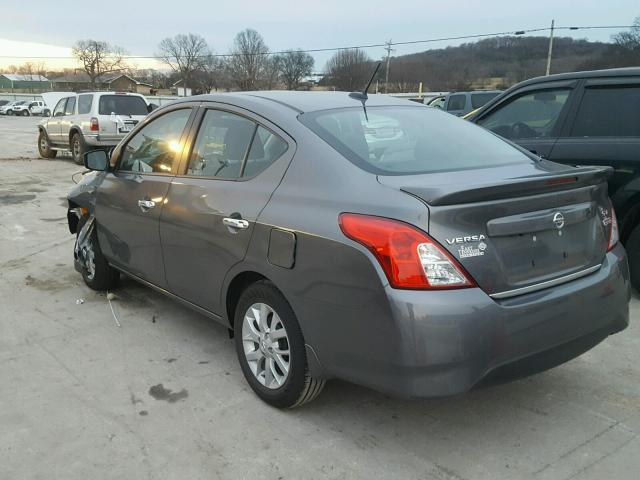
68 91 631 398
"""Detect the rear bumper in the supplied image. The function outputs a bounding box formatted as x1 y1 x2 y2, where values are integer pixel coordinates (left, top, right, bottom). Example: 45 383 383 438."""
326 244 630 398
84 134 125 147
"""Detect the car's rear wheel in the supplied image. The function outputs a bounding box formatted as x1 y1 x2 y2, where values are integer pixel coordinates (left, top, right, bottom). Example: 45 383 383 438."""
71 133 85 165
38 130 57 159
75 215 119 291
21 110 29 116
234 281 325 408
625 223 640 291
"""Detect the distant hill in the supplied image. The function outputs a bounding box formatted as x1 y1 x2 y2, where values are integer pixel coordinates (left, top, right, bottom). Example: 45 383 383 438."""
387 36 640 92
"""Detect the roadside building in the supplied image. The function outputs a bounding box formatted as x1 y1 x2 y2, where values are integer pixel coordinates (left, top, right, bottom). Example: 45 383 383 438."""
0 74 51 93
50 73 155 93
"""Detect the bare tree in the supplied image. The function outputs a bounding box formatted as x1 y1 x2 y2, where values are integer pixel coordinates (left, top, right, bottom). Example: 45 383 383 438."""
275 50 314 90
72 40 127 89
227 29 269 90
262 56 281 89
325 49 373 91
193 55 225 93
157 34 210 96
613 17 640 50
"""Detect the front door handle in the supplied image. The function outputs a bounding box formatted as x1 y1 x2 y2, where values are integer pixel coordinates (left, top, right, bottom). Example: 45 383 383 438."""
223 217 250 230
138 199 156 212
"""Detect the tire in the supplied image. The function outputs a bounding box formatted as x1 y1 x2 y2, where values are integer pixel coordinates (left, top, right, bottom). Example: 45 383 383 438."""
234 280 325 408
625 223 640 291
22 110 29 116
38 130 57 159
6 109 13 116
71 132 86 165
75 216 119 291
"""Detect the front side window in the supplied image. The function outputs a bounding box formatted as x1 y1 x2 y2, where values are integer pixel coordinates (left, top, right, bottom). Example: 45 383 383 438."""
118 109 191 174
300 106 529 175
447 94 467 111
64 97 76 115
78 94 93 115
478 88 570 140
53 98 67 117
186 110 256 179
99 95 148 116
571 86 640 138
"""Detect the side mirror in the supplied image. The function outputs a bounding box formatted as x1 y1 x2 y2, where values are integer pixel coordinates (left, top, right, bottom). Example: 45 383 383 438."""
84 150 109 171
147 103 159 113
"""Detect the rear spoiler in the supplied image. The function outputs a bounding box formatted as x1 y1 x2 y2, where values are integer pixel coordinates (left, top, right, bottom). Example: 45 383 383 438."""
400 166 613 206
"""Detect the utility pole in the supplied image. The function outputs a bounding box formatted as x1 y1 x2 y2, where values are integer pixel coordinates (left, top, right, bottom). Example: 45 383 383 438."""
384 39 394 93
545 19 555 76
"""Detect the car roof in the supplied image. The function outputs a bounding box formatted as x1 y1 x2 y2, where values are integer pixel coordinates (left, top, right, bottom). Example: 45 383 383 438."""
511 67 640 88
182 91 420 114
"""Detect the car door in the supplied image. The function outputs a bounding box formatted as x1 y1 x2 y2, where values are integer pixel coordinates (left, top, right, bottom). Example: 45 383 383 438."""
160 105 294 315
48 97 68 143
474 81 577 159
58 95 77 145
95 106 195 288
548 78 640 223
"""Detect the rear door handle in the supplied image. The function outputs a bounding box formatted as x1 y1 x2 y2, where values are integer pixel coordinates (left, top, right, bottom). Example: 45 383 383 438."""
138 199 156 212
223 217 250 230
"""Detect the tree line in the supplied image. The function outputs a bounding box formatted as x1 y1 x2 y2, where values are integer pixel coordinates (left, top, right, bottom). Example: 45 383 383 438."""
4 17 640 94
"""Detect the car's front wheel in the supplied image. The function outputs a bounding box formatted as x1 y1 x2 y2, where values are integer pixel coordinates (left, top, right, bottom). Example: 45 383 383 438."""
71 133 86 165
75 216 119 291
234 281 325 408
38 130 57 159
6 109 13 116
21 110 29 116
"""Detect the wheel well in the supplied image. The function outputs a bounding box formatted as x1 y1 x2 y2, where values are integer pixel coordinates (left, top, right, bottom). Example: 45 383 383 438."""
69 128 82 144
225 271 268 328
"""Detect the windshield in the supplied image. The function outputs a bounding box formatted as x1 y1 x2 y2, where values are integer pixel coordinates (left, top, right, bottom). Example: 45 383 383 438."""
299 106 530 175
98 95 148 116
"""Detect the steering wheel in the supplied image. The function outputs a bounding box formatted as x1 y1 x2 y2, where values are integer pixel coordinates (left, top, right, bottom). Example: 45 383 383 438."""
510 121 538 139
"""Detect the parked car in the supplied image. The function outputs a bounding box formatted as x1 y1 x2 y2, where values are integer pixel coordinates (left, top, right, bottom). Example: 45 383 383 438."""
37 91 150 164
432 91 502 116
467 67 640 289
0 100 27 115
426 95 445 109
68 91 629 408
12 100 46 116
0 99 10 108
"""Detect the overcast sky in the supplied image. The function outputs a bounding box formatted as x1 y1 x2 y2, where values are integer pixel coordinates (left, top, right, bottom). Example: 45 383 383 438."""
0 0 637 70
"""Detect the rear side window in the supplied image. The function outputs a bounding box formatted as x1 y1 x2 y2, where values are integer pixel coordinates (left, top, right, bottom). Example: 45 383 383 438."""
447 94 466 111
471 92 500 109
99 95 148 116
187 110 256 179
119 109 191 174
243 126 288 178
571 86 640 137
477 88 570 140
64 97 76 115
78 94 93 114
300 106 529 175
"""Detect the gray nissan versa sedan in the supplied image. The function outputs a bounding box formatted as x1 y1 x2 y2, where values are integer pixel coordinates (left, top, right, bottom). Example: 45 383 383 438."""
67 91 630 408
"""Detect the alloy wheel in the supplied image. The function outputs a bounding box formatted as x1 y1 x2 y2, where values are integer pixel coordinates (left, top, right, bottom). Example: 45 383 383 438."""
241 302 291 389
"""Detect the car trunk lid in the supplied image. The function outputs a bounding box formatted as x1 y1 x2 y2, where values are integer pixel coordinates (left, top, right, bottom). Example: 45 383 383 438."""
378 161 613 297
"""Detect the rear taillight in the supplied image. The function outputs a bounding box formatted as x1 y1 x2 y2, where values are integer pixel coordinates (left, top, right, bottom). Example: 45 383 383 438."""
608 204 619 251
90 117 99 132
339 213 475 290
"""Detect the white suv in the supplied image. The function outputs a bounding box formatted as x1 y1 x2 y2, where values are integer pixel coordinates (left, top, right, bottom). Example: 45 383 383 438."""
38 91 151 163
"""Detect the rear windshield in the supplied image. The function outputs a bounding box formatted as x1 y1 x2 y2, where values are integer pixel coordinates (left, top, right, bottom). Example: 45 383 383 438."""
98 95 148 116
471 92 500 109
299 106 530 175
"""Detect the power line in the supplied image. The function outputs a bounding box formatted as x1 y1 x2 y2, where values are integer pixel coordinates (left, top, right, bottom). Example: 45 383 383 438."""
0 24 634 60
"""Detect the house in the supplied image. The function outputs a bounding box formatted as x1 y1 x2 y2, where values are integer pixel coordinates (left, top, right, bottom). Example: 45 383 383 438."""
50 73 155 93
171 79 192 97
0 74 51 92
